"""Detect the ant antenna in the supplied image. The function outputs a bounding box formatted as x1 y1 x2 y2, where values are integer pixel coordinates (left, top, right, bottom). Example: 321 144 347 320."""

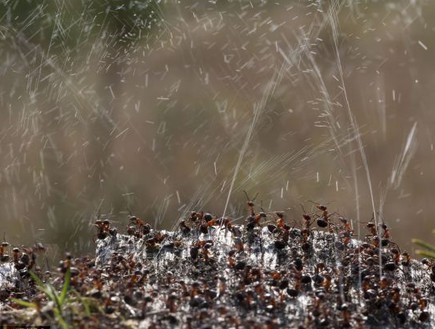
308 200 330 207
243 190 258 203
300 204 308 214
259 200 266 213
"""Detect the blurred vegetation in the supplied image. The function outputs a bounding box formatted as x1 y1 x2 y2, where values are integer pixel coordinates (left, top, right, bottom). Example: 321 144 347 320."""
13 268 72 329
413 231 435 259
1 1 435 260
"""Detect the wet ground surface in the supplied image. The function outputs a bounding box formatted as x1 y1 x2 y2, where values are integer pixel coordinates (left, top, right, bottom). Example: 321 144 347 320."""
1 209 435 328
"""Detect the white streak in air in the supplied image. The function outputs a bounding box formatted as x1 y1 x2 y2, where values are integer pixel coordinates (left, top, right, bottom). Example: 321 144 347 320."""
220 180 226 193
375 76 386 139
328 0 381 278
390 122 418 189
221 67 282 220
115 127 129 139
109 86 115 99
176 190 181 204
418 40 428 50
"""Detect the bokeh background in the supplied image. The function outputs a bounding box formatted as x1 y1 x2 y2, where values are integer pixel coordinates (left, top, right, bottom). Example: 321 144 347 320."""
1 1 435 261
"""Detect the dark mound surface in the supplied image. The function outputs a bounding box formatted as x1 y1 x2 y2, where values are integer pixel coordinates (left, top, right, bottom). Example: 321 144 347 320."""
1 208 434 328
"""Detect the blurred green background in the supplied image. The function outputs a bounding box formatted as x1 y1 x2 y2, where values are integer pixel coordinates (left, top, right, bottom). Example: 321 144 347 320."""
1 1 435 260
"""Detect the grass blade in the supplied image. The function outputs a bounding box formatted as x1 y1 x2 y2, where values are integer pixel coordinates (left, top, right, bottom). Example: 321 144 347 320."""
415 249 435 259
412 239 435 253
11 299 38 309
59 268 71 305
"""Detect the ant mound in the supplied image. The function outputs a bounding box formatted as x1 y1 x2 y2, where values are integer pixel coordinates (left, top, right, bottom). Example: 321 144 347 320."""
1 210 434 328
94 212 435 329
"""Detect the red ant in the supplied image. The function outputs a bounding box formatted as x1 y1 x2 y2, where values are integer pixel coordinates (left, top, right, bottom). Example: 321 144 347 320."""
300 205 314 231
377 223 401 249
244 191 267 227
179 220 191 234
390 248 401 264
365 222 377 237
275 211 287 229
338 217 354 245
95 219 112 240
338 217 353 233
0 241 10 262
243 191 258 217
401 251 411 267
379 223 391 239
309 201 332 228
129 215 145 228
420 259 435 282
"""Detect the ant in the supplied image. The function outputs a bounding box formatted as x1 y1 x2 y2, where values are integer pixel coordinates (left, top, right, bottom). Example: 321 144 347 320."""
129 215 145 228
244 191 267 228
339 303 351 327
275 211 288 230
309 201 332 228
188 211 203 225
243 191 259 217
379 223 391 239
217 217 233 230
128 215 151 236
303 213 313 230
300 205 314 230
338 217 354 245
12 247 20 264
179 220 191 235
338 217 353 233
420 258 435 282
377 223 401 250
390 248 401 264
298 205 314 246
401 251 411 267
365 222 377 237
95 219 111 240
323 274 332 292
0 241 10 262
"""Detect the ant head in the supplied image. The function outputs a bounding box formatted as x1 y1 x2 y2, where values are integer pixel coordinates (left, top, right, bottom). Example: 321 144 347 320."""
317 205 327 211
275 211 285 219
338 217 347 223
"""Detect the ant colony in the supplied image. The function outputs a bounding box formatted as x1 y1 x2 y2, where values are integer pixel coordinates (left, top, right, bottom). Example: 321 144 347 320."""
90 197 434 329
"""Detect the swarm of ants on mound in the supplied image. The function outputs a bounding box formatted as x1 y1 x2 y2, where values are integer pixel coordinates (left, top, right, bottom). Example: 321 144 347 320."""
1 196 435 328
